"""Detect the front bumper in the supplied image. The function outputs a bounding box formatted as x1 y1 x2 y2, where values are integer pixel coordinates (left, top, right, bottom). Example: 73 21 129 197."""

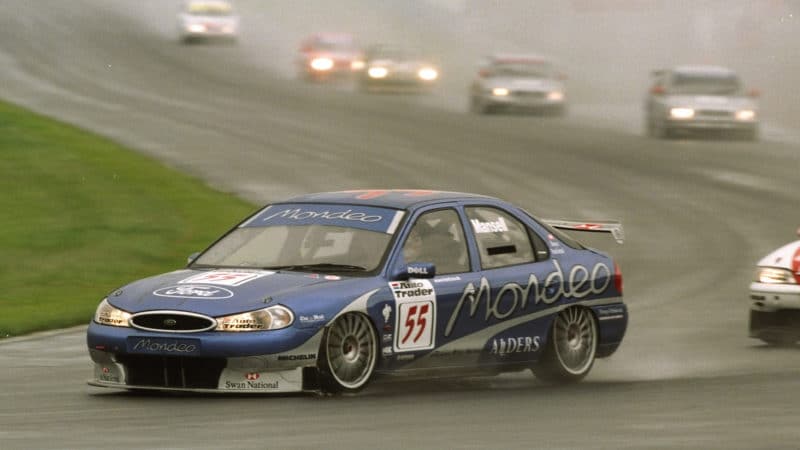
666 117 757 132
87 322 322 393
482 92 565 112
749 283 800 342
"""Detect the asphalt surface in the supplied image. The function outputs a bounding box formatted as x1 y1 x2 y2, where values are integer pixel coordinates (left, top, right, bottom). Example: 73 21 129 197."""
1 1 800 449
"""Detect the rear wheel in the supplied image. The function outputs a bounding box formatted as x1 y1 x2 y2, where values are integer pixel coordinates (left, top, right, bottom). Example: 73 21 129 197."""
318 313 378 394
532 306 597 383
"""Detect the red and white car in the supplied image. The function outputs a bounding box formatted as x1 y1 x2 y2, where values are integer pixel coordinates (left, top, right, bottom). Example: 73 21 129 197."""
296 33 364 82
749 228 800 345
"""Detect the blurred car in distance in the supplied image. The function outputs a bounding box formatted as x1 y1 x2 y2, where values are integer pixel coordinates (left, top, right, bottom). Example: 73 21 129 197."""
297 33 365 82
749 227 800 346
177 0 239 44
469 54 567 115
359 44 440 93
644 65 759 140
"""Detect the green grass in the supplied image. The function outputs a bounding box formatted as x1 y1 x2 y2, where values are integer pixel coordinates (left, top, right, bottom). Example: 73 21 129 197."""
0 100 255 337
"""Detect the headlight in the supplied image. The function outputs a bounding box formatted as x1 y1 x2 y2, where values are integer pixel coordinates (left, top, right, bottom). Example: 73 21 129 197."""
736 109 756 121
492 87 509 97
418 67 438 81
669 107 695 119
187 23 206 33
351 60 365 71
547 91 564 101
94 299 132 327
368 66 389 79
310 57 334 71
754 267 797 284
215 305 294 332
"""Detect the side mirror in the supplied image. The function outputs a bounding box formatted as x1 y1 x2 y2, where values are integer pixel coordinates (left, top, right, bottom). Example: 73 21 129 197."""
392 262 436 280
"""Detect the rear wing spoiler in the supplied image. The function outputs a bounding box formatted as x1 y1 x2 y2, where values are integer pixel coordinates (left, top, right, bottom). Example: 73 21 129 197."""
542 219 624 244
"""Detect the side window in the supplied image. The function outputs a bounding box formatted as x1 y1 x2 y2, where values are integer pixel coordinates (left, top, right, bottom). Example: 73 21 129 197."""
401 209 470 275
465 206 535 270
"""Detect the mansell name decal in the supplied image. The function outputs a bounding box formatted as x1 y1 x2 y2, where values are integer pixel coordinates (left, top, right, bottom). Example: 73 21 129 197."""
444 260 611 336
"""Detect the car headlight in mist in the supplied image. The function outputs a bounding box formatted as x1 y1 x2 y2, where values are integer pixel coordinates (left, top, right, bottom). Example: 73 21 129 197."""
310 57 335 71
215 305 294 332
418 67 438 81
351 60 365 71
669 107 695 119
187 23 207 33
368 67 389 79
547 91 564 101
754 267 797 284
492 87 509 97
94 299 132 328
736 109 756 121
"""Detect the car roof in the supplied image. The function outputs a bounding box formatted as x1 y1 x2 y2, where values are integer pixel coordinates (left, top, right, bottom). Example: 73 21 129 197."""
490 53 551 64
671 65 737 76
282 190 498 210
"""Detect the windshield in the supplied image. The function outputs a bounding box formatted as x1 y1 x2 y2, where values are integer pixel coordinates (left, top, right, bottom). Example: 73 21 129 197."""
187 2 234 16
492 62 555 78
670 73 741 95
192 225 392 272
191 203 404 273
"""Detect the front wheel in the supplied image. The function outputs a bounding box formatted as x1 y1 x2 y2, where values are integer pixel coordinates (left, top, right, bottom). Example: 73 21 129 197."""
532 306 597 384
318 313 378 394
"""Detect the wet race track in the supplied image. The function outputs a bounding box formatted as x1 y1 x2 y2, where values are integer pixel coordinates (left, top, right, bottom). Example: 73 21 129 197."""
1 1 799 448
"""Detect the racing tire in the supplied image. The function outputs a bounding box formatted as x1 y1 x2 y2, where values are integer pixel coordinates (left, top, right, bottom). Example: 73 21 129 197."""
531 306 597 384
318 312 378 394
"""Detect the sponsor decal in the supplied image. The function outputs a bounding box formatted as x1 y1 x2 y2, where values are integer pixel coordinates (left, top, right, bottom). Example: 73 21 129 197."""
490 336 541 355
179 270 272 286
129 337 200 354
444 260 611 336
382 333 393 343
390 280 436 352
396 354 415 361
154 284 233 299
299 314 326 324
471 217 509 234
324 275 341 281
548 235 565 255
246 372 260 380
225 380 280 390
434 276 461 283
262 208 383 223
382 304 392 323
276 353 316 361
596 305 626 321
390 281 434 299
407 265 430 276
98 366 120 383
382 346 393 356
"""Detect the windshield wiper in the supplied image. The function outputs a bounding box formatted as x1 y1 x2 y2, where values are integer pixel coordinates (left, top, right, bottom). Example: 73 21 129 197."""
262 263 368 272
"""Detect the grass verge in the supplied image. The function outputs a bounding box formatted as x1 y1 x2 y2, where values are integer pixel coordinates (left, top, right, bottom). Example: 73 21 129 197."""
0 100 255 337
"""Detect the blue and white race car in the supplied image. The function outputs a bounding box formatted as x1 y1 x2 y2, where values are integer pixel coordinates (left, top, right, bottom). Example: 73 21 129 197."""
87 190 627 394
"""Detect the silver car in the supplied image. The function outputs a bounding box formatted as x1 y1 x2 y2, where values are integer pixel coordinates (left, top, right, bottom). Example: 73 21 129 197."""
177 0 239 44
469 54 567 115
358 44 440 93
644 66 759 140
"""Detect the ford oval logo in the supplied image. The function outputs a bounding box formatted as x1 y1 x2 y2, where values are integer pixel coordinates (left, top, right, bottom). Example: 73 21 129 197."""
163 319 178 327
153 284 234 300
